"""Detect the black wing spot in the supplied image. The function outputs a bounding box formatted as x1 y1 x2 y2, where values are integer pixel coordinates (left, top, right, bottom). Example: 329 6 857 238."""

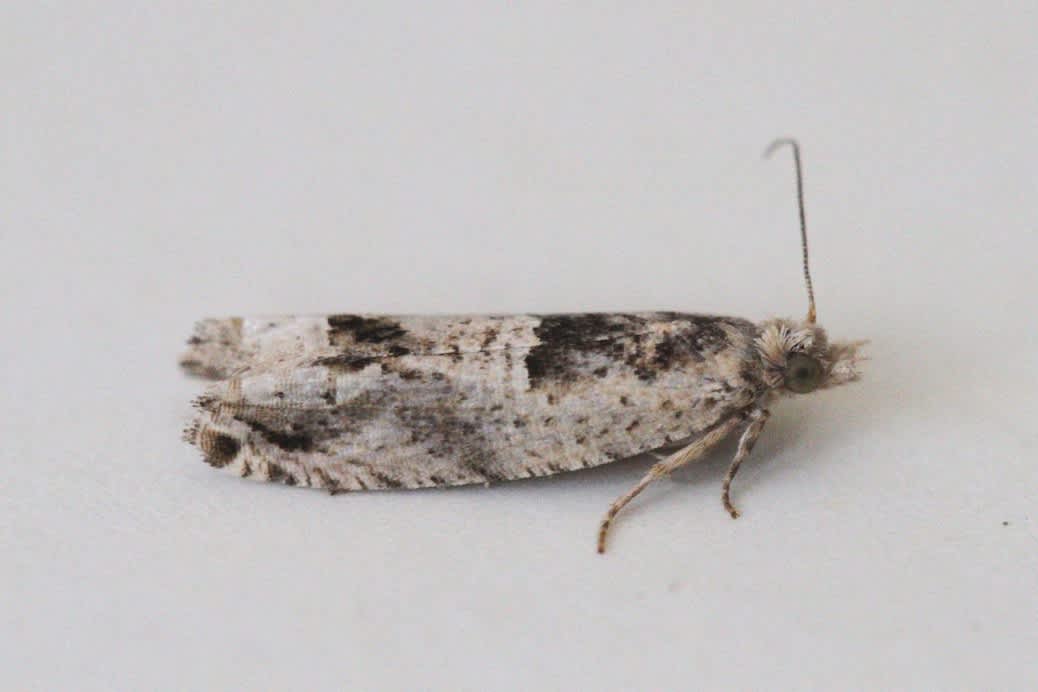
312 355 378 372
201 432 240 468
242 418 314 452
526 314 639 388
327 315 407 343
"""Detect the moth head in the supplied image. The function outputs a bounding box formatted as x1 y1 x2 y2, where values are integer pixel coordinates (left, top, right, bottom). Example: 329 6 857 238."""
755 318 866 395
757 140 866 395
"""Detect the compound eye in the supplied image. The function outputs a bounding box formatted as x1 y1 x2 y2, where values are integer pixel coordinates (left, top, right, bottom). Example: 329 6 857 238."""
784 354 823 393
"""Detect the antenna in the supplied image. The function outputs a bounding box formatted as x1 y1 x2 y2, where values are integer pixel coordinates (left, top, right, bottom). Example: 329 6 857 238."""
764 138 816 324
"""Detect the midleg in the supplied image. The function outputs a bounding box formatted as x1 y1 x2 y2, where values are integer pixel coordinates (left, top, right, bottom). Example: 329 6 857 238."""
597 413 746 554
721 407 770 519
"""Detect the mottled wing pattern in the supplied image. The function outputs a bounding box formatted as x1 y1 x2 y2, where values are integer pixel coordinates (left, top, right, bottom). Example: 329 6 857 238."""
183 313 765 491
180 314 545 380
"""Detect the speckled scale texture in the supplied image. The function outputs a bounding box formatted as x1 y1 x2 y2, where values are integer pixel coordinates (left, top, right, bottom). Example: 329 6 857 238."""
181 313 769 491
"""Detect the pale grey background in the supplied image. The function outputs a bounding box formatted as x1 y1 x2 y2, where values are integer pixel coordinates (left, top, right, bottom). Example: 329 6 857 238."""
3 3 1036 690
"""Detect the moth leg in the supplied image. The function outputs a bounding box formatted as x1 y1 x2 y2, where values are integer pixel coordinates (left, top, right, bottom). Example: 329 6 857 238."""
721 407 770 519
597 414 745 554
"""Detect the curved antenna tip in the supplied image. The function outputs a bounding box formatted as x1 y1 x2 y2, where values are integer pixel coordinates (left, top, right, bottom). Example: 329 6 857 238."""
763 137 800 160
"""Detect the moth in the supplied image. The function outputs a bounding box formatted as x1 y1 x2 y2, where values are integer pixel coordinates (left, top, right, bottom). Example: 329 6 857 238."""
180 140 865 553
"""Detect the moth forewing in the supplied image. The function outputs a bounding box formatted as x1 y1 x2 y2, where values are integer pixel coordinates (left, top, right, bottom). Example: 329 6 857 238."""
185 313 767 492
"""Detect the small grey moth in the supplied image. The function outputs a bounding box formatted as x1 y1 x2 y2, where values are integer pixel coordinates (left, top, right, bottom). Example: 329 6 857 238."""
180 140 866 553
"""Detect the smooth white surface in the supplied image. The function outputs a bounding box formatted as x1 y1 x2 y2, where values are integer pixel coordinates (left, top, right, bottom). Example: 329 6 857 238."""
3 3 1036 690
